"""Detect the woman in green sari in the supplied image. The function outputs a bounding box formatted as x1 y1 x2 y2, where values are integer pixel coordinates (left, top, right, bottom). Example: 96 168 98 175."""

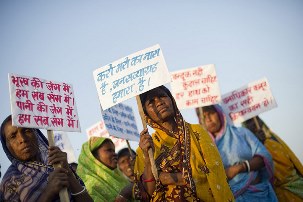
77 137 129 201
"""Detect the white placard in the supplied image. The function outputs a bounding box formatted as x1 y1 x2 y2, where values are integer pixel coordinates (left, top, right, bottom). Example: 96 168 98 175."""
86 120 127 152
170 64 221 109
221 77 277 124
54 131 77 163
103 103 139 142
93 44 171 110
8 73 81 132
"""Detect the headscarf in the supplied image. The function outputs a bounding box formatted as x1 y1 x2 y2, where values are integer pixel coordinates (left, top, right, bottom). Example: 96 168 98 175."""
200 105 277 201
134 86 234 201
242 116 303 200
77 136 129 201
0 115 54 202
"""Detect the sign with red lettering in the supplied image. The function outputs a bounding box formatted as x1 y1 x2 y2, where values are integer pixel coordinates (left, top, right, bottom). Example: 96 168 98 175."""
86 120 127 152
93 44 171 110
170 64 221 109
221 77 277 124
8 73 81 132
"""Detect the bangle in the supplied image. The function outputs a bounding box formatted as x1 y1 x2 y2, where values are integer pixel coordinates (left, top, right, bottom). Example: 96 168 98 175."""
71 186 86 196
118 194 126 199
244 160 250 172
141 175 155 183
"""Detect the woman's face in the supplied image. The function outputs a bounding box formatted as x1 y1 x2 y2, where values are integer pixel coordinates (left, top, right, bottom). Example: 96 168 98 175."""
144 89 175 124
3 120 39 161
118 155 134 179
203 110 222 135
95 141 117 170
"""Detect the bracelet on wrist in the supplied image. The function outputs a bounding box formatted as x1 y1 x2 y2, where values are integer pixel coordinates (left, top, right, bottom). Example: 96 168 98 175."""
141 174 155 183
71 186 86 196
244 160 250 172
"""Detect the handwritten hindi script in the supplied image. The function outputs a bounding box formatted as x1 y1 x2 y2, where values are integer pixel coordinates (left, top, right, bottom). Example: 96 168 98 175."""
8 73 81 132
93 44 171 110
170 64 221 109
221 77 277 124
86 120 127 152
103 103 139 142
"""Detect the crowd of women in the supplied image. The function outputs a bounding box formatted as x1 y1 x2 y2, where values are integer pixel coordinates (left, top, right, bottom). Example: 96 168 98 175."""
0 85 302 201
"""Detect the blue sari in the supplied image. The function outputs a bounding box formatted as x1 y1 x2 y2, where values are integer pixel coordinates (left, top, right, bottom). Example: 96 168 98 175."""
0 127 83 202
209 105 277 202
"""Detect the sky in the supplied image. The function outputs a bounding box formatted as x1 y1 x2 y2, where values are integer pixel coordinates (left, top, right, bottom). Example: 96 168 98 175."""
1 0 303 180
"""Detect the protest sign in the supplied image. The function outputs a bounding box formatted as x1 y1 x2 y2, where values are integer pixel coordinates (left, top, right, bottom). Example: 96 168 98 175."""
93 44 171 110
170 64 221 109
54 131 77 163
8 73 81 132
103 103 139 142
86 120 127 152
221 77 277 124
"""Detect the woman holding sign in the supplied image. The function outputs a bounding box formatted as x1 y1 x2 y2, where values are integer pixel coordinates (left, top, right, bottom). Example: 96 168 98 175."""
0 115 93 202
243 116 303 201
134 86 234 201
196 105 278 201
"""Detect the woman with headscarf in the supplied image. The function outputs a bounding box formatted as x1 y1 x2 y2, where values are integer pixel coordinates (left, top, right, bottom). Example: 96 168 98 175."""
0 115 92 202
76 136 130 201
134 86 234 201
243 116 303 201
196 105 277 201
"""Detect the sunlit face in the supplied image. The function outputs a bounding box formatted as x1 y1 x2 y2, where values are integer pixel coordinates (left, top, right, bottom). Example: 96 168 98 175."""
95 140 117 170
144 89 175 124
203 110 222 135
4 120 39 161
118 155 134 179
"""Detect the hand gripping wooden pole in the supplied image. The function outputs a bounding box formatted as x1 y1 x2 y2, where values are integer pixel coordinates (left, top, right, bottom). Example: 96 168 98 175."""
47 130 70 202
136 95 159 180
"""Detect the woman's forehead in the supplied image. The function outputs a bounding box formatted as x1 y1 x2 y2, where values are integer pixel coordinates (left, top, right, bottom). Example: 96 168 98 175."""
145 88 167 98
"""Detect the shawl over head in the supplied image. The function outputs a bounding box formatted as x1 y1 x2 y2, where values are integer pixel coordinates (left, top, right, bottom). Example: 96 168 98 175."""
0 115 53 201
201 105 277 201
135 87 234 201
77 136 129 201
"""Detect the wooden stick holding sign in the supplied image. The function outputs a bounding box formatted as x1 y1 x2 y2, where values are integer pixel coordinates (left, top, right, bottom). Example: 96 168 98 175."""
126 140 135 160
47 130 70 202
136 95 159 180
93 44 171 180
253 117 261 130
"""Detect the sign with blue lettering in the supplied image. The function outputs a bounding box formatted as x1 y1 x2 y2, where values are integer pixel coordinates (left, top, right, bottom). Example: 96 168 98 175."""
103 103 139 141
93 44 171 110
53 131 77 163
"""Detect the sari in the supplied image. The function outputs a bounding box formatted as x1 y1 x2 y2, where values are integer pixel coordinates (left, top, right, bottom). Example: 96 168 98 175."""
206 105 277 202
77 137 129 201
244 117 303 201
0 128 81 202
134 105 234 201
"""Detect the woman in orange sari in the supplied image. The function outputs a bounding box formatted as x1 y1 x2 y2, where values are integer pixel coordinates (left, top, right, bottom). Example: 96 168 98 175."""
243 116 303 201
133 86 234 201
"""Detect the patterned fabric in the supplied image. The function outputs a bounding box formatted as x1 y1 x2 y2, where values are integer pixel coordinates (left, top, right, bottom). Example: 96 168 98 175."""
134 95 234 201
77 137 129 201
206 105 278 202
1 128 62 202
244 117 303 201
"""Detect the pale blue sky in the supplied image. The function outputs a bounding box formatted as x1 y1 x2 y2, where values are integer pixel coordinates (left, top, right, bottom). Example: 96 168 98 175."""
1 0 303 180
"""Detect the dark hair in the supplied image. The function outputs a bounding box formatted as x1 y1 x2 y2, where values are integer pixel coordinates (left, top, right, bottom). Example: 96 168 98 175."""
117 148 136 160
1 115 12 143
195 105 217 117
139 85 176 115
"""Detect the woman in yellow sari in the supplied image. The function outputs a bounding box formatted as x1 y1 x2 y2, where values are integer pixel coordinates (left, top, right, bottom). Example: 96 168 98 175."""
134 86 234 201
243 116 303 201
